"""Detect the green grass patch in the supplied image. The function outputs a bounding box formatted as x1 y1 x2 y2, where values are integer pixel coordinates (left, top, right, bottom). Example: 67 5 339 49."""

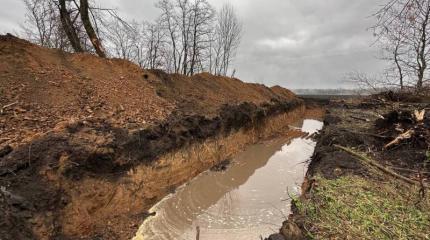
296 176 430 240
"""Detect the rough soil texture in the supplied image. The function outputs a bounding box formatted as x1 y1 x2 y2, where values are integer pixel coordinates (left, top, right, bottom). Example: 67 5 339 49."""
0 35 301 240
149 70 296 117
269 96 430 240
309 97 429 184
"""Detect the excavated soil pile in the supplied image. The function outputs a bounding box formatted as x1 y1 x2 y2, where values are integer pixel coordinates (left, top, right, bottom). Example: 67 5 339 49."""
0 35 300 240
0 34 172 149
149 70 296 117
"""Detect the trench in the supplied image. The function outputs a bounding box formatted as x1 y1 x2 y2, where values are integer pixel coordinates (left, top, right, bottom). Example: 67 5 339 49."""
133 118 323 240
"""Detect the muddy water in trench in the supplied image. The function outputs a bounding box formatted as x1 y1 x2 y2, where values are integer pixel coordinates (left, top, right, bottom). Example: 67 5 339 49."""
134 119 323 240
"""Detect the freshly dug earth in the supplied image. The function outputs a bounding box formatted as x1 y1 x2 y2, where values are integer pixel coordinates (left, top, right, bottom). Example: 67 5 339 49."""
271 96 430 240
0 35 301 240
149 70 296 117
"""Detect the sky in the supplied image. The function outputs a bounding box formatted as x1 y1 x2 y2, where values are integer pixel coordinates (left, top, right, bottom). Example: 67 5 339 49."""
0 0 389 89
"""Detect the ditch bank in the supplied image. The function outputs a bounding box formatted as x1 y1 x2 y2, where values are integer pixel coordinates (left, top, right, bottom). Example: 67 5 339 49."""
0 35 308 239
0 98 305 240
268 96 430 240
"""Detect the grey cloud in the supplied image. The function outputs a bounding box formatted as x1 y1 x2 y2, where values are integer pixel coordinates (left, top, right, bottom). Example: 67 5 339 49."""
230 0 388 88
0 0 25 34
0 0 389 89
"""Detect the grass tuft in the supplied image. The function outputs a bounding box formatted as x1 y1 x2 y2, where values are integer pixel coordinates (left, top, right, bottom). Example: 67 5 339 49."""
296 176 430 240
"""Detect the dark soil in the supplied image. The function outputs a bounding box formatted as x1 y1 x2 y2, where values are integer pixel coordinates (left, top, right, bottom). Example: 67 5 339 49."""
310 98 430 180
270 96 430 240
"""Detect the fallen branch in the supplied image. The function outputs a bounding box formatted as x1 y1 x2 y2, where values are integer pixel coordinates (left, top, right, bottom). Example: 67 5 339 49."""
384 129 414 149
0 101 18 114
334 144 428 188
2 102 18 109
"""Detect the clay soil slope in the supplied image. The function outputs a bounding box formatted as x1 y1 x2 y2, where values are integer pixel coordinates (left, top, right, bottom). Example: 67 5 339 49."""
0 35 300 240
0 34 296 149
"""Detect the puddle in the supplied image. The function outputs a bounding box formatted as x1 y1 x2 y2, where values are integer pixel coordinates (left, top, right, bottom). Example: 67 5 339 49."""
134 119 323 240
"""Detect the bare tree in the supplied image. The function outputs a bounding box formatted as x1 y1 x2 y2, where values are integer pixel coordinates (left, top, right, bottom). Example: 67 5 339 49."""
22 0 52 47
410 0 430 91
143 20 167 69
105 19 135 60
156 0 216 75
79 0 106 57
22 0 74 51
346 71 391 93
23 0 113 56
188 0 215 75
57 0 84 52
21 0 244 75
176 0 192 75
157 0 181 73
105 18 168 69
213 3 242 76
372 3 407 89
373 0 430 92
129 22 148 68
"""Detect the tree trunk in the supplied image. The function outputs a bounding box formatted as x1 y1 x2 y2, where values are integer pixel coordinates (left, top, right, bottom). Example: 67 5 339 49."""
394 44 403 90
189 18 198 76
167 17 179 73
417 4 430 93
181 5 189 75
58 0 83 52
417 72 424 91
79 0 106 58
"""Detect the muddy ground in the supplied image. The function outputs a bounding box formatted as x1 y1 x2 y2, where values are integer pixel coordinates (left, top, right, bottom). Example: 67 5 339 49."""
268 95 430 240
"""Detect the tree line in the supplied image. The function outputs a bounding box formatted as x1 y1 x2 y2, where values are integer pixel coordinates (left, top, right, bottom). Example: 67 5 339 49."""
21 0 242 76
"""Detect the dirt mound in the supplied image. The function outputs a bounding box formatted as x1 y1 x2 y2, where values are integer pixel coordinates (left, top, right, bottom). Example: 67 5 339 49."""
0 35 301 240
0 35 296 151
150 70 296 116
270 85 296 100
0 34 172 150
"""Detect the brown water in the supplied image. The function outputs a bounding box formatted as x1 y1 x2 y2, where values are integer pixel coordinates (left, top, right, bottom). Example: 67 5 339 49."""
134 119 323 240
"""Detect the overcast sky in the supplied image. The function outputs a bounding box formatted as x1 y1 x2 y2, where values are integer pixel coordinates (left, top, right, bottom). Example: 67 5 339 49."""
0 0 389 89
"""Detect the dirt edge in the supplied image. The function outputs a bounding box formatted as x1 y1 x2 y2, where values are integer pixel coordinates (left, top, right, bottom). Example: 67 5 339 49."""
1 99 305 240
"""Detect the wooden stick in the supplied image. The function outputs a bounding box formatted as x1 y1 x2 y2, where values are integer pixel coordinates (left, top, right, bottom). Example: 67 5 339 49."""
196 226 200 240
334 144 428 188
384 129 414 149
0 102 18 114
2 101 18 109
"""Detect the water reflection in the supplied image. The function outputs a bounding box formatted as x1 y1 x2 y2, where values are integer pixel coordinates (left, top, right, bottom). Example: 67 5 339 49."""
134 119 323 240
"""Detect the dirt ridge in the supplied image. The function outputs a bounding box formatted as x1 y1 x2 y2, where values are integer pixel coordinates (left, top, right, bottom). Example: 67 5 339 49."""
0 35 301 239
